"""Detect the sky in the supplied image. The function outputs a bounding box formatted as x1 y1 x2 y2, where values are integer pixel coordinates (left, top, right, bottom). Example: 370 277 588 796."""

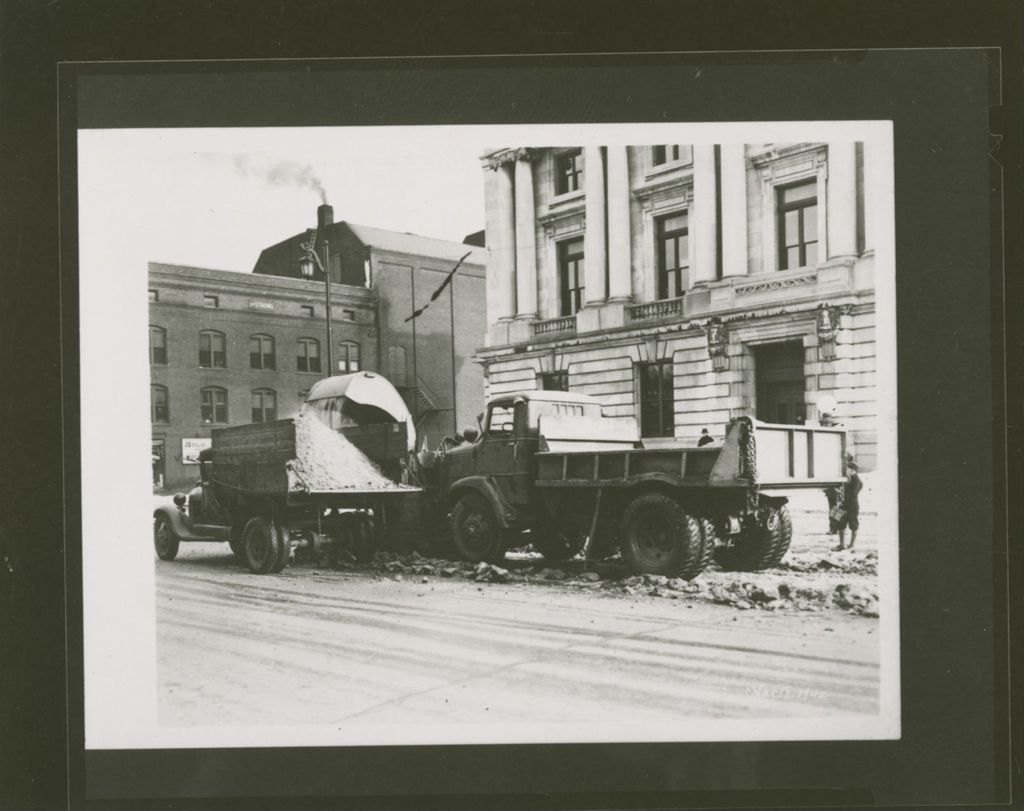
77 127 494 275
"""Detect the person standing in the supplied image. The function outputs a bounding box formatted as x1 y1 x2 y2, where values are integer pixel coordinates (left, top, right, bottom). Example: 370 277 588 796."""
834 456 863 551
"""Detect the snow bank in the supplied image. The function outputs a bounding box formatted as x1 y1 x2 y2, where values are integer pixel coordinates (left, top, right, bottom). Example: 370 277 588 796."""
286 410 414 493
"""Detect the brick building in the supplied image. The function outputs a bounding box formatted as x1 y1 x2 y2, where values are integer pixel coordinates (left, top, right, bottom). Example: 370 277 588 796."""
252 204 487 447
477 143 880 470
148 262 377 490
150 207 487 490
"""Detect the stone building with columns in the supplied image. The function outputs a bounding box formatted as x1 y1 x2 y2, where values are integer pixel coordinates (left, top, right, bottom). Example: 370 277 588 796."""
478 142 879 470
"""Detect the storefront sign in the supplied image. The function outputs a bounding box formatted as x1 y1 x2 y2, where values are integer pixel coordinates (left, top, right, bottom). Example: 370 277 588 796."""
181 437 212 464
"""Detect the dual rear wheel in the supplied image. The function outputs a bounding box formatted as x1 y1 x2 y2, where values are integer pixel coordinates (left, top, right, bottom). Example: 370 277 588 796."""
242 516 290 574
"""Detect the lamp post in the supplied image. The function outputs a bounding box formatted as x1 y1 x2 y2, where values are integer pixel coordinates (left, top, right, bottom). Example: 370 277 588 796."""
299 230 334 376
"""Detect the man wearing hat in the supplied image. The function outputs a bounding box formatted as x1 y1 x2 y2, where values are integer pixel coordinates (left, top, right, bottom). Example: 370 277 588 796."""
834 453 863 551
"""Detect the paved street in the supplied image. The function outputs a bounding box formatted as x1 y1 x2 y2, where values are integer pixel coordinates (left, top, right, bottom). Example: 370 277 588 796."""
156 523 880 728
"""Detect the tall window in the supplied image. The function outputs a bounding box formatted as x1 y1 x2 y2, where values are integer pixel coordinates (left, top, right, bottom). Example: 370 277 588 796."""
558 237 585 316
554 149 583 195
297 338 321 373
651 145 692 167
656 211 690 299
200 387 228 424
249 334 275 370
149 326 167 365
777 180 818 270
638 360 675 438
539 371 569 392
251 389 277 423
198 330 226 368
150 385 169 423
338 341 361 373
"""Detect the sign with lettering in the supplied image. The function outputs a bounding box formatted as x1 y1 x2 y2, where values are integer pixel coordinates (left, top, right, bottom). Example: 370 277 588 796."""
181 437 212 464
248 300 275 311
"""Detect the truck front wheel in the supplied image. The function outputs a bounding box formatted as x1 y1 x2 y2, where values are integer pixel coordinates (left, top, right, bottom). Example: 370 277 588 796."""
619 493 706 579
242 516 286 574
451 495 504 563
153 514 180 561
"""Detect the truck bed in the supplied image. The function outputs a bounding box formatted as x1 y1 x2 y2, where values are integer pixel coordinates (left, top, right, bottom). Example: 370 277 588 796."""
209 418 409 496
535 419 846 490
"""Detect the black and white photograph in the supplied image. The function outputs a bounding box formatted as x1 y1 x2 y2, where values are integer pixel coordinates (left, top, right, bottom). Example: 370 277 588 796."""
77 120 899 750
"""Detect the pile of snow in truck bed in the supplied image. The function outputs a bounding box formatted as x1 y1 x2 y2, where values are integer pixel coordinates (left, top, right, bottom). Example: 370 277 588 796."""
286 410 414 493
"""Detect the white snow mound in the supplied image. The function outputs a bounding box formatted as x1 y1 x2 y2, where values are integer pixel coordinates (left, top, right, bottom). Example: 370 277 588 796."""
286 411 414 493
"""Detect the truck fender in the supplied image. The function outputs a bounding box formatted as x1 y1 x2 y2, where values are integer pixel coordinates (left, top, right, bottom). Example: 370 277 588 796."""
153 504 193 541
446 477 513 529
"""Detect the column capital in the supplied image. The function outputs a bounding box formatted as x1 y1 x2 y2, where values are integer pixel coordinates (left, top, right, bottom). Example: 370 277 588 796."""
483 148 535 171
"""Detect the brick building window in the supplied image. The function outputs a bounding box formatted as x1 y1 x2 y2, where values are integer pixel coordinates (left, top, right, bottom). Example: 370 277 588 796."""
198 330 226 368
251 389 277 423
249 334 276 370
637 360 675 438
150 385 169 423
149 326 167 365
148 289 159 302
338 341 361 373
200 386 228 424
555 149 583 195
656 211 690 299
203 294 219 308
539 371 569 391
301 305 314 317
297 338 321 373
558 237 585 316
777 180 818 270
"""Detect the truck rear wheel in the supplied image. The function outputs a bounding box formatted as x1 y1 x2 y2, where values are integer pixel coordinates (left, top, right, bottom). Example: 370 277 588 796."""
619 493 706 579
242 516 286 574
451 495 504 563
153 514 180 561
720 507 787 571
766 505 793 567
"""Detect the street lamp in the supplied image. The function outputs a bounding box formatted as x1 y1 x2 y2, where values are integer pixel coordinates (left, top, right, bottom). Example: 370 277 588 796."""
299 229 334 376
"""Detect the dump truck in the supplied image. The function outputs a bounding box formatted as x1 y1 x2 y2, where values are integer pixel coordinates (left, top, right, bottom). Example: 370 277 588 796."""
411 390 847 579
153 373 418 573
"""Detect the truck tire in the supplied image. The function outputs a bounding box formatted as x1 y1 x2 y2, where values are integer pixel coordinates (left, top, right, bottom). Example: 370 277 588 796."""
720 508 786 572
765 505 793 567
695 517 718 574
269 526 291 573
153 514 180 561
530 524 585 561
451 495 504 563
619 493 706 579
228 526 245 559
242 516 285 574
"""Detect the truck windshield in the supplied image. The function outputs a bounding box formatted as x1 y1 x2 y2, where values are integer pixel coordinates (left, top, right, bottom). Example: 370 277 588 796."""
486 405 515 436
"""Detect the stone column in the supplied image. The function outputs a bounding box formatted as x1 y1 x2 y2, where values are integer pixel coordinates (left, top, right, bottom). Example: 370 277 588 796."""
494 160 517 320
862 141 877 254
827 141 857 258
691 144 718 284
606 146 632 301
720 143 748 277
583 146 608 304
513 151 537 319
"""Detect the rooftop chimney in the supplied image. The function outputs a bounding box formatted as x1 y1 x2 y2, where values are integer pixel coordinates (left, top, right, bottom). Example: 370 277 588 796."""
317 203 334 230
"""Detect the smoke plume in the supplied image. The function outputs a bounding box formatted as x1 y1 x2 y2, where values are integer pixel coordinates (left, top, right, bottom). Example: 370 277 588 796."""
230 155 327 203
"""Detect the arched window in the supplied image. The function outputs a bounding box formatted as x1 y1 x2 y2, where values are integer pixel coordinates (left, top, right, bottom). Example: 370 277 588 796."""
149 326 167 365
200 386 228 424
251 389 277 423
338 341 361 373
297 338 321 373
150 384 169 423
198 330 227 368
249 334 276 370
